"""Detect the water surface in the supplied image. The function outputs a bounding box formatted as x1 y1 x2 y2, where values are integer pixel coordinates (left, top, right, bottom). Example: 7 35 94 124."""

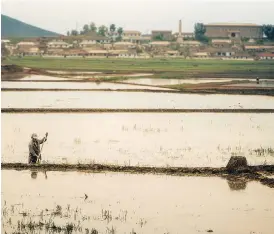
2 91 274 109
2 113 274 166
2 170 274 234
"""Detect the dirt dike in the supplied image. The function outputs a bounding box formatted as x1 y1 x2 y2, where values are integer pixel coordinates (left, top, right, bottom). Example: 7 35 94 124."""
2 108 274 113
2 163 274 188
1 64 43 80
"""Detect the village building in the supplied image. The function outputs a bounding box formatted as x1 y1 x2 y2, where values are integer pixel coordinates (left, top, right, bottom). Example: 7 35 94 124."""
62 49 88 57
78 40 97 47
180 41 201 47
113 42 135 49
151 30 172 41
47 41 72 48
16 41 37 47
205 23 263 39
245 45 274 52
150 41 171 47
258 53 274 60
211 39 232 48
173 32 195 39
165 50 180 56
192 52 210 58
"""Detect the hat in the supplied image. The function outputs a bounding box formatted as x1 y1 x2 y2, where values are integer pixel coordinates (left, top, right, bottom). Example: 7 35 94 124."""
31 133 38 139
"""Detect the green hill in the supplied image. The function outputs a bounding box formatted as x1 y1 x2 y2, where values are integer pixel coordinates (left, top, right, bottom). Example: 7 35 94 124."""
1 14 60 38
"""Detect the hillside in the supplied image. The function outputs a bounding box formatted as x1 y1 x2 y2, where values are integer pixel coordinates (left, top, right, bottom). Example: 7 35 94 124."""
1 14 60 38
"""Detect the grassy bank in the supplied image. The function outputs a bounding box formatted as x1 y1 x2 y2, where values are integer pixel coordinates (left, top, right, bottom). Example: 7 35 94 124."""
4 56 274 78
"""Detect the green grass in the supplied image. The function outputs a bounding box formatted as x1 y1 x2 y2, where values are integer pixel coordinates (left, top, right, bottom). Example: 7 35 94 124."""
4 56 274 78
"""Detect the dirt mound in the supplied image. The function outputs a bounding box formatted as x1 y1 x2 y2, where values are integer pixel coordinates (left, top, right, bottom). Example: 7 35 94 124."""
226 156 248 173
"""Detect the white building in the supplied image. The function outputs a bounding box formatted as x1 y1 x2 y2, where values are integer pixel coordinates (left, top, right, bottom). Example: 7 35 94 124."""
47 41 72 48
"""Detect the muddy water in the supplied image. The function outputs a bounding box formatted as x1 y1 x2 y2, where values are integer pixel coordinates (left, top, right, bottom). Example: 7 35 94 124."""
21 75 69 81
1 81 172 91
2 91 274 109
226 80 274 88
2 113 274 166
2 170 274 234
123 78 264 85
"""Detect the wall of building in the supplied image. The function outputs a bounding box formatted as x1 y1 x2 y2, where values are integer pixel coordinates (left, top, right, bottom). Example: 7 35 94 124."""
205 25 263 39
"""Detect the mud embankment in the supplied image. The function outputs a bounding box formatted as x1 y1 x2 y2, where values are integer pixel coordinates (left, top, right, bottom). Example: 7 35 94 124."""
1 64 42 80
2 108 274 113
2 163 274 188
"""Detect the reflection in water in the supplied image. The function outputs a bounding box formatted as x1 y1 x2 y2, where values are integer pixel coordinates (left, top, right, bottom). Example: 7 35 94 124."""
31 171 38 179
30 170 48 179
227 178 247 191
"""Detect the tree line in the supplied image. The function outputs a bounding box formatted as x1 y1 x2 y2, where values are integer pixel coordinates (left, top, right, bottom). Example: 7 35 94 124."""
67 22 124 41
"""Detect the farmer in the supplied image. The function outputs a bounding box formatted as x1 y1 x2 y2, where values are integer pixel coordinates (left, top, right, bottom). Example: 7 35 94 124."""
28 133 48 164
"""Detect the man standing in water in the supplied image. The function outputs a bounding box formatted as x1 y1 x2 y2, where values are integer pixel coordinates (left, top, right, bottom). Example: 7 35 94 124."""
29 133 48 164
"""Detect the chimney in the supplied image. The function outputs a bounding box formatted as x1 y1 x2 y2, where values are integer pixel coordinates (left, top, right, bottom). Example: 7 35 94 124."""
179 20 182 36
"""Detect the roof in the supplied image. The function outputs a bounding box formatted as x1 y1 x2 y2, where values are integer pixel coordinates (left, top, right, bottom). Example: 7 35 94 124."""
258 53 274 57
166 50 179 54
64 35 108 41
212 39 232 44
79 41 97 45
63 49 87 55
17 41 36 46
192 52 209 56
114 42 134 45
245 45 274 49
83 49 108 54
123 30 141 34
206 23 261 27
151 30 172 33
150 41 170 45
48 41 70 45
181 41 201 45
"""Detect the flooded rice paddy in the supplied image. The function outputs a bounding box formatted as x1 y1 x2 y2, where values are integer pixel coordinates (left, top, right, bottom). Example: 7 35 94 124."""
2 76 274 234
1 81 172 91
123 78 272 86
2 113 274 166
226 80 274 88
2 91 274 109
2 170 274 234
21 75 69 81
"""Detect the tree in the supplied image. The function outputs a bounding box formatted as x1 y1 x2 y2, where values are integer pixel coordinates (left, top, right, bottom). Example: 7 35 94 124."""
71 30 79 36
110 24 116 33
89 22 97 32
117 27 123 36
98 25 108 36
194 23 209 43
82 24 90 34
153 33 164 41
263 24 274 40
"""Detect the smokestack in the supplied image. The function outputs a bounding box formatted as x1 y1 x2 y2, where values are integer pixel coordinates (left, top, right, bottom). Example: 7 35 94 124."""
179 20 182 36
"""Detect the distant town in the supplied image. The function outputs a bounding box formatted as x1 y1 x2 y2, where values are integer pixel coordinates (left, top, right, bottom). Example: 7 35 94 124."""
2 21 274 60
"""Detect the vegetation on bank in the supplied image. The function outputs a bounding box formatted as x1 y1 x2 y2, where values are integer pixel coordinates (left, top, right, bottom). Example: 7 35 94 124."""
4 56 274 76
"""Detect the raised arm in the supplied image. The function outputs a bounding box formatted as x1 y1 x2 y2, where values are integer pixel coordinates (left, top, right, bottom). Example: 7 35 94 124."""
38 137 47 144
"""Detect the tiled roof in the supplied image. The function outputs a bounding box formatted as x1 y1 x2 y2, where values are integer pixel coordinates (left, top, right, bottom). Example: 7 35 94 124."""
258 53 274 57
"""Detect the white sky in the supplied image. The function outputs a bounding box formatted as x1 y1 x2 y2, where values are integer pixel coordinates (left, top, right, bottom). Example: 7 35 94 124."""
1 0 274 35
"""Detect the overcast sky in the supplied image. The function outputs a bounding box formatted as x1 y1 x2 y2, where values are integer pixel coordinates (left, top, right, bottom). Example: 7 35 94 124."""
1 0 274 35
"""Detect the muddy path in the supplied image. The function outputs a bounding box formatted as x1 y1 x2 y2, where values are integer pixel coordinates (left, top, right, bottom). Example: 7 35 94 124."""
2 163 274 188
